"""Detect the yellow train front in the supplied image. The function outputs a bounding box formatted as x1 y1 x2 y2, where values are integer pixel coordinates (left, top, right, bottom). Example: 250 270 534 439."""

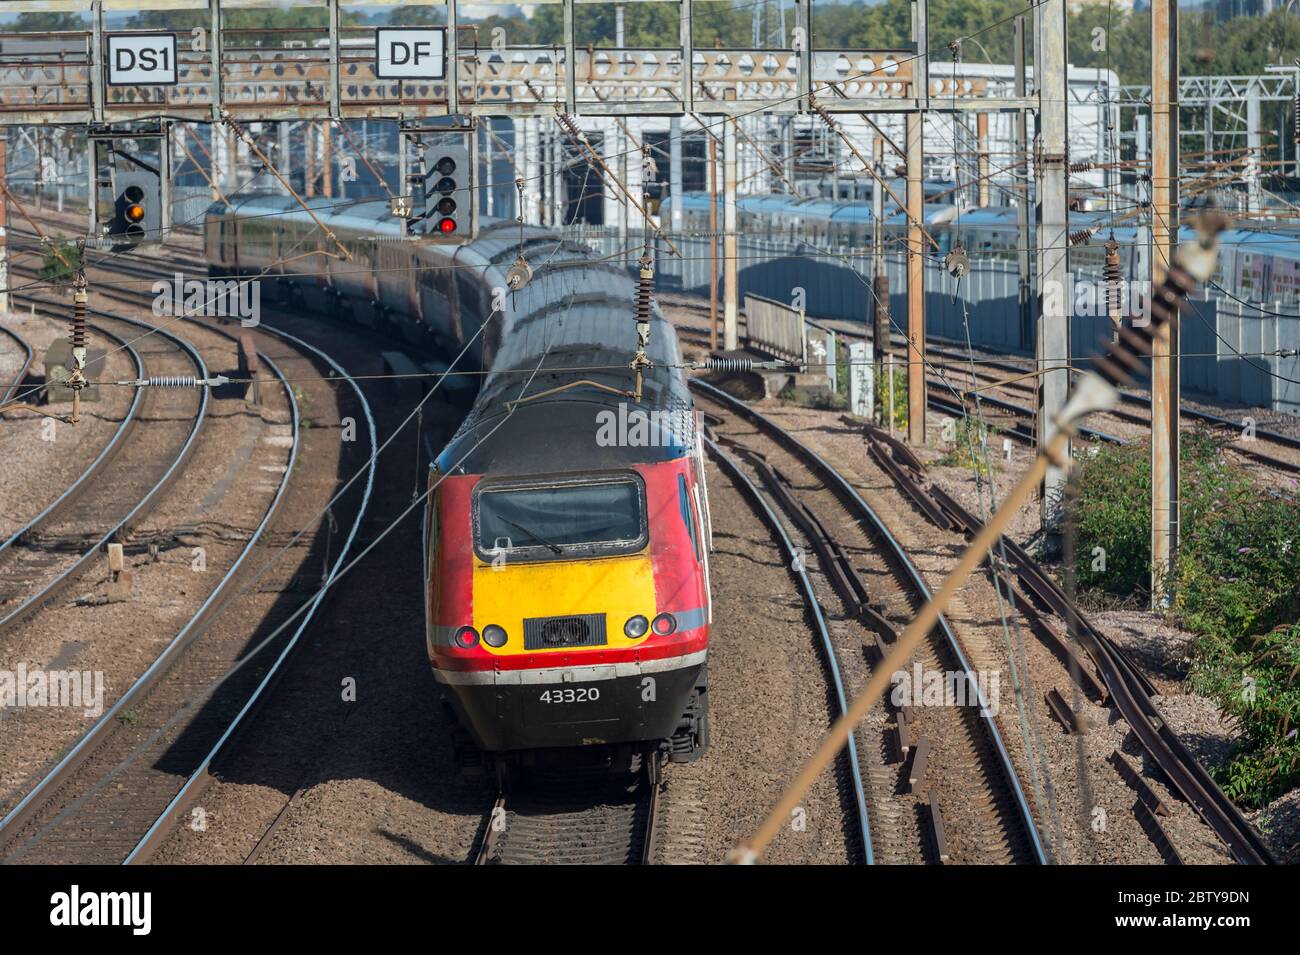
425 279 712 766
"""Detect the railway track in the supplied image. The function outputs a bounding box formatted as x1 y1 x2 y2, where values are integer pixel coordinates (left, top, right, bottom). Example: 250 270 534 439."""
474 758 663 865
706 435 875 863
0 322 33 404
925 383 1127 447
850 418 1275 865
667 297 1300 472
0 306 208 637
0 283 376 865
123 322 378 865
0 323 296 863
924 347 1300 473
694 379 1047 865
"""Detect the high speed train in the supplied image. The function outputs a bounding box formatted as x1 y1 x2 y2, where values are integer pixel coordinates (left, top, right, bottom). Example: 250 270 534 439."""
660 191 1300 303
206 195 713 769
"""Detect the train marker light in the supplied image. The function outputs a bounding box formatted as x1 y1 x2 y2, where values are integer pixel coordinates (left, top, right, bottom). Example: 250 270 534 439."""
453 626 480 648
482 624 508 648
624 615 649 639
652 613 677 636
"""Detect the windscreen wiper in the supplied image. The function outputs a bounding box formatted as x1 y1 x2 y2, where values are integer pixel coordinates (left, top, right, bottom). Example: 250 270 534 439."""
504 519 563 555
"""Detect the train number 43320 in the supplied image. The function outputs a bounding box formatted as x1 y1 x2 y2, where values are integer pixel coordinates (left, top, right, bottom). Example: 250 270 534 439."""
539 687 601 704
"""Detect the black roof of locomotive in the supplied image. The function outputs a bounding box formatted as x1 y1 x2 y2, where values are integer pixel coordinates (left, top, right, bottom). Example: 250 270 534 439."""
436 330 695 476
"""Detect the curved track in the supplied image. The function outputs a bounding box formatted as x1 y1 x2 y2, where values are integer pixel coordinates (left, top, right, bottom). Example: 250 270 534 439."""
123 322 378 865
695 379 1046 865
854 419 1275 865
0 322 33 404
0 328 297 863
706 436 876 863
0 310 377 865
0 307 208 637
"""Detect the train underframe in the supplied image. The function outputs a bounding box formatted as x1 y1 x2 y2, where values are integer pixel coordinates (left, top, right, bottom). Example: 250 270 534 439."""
443 662 710 775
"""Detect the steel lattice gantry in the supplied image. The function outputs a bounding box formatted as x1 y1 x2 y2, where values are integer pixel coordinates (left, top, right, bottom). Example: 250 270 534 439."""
0 0 1036 125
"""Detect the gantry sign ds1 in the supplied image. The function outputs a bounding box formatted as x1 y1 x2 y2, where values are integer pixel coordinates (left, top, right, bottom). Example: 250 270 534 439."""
106 34 178 86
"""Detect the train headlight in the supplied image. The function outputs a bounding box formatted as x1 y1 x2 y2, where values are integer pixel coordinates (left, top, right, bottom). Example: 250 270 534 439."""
624 615 649 639
652 613 677 636
482 624 508 648
453 626 480 649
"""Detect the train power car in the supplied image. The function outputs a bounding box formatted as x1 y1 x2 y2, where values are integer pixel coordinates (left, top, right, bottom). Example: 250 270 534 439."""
205 193 713 770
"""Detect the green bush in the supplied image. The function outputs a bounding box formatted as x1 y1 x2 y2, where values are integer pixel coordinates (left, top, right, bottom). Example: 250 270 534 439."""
1073 428 1300 807
38 240 82 287
1191 624 1300 808
1071 438 1152 595
875 365 908 432
936 415 1000 476
1071 430 1256 598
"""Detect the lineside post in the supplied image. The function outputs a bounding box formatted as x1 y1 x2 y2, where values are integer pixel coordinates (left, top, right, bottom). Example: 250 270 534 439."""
1150 0 1180 603
709 134 719 352
905 110 925 445
723 117 739 352
1015 14 1033 351
977 112 990 208
871 133 889 421
1037 0 1071 528
0 134 7 314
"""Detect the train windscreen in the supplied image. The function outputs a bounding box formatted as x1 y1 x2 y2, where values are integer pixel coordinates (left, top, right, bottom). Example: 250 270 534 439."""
475 476 646 560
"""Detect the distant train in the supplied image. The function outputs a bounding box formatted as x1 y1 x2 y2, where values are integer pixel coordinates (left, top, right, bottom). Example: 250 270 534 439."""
660 191 1300 304
206 195 713 769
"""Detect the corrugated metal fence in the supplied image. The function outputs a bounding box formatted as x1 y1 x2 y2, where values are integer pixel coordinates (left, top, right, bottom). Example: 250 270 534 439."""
575 227 1300 413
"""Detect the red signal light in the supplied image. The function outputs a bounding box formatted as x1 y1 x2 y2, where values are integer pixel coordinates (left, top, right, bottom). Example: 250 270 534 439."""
437 217 457 234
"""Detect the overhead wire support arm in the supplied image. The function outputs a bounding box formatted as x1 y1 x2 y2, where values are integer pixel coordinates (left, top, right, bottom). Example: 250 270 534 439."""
695 86 798 195
549 105 680 258
809 95 939 252
0 183 73 269
331 119 396 203
222 112 353 262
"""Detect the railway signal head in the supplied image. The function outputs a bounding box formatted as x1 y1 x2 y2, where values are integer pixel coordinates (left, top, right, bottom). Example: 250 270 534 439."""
423 136 477 243
108 171 161 251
